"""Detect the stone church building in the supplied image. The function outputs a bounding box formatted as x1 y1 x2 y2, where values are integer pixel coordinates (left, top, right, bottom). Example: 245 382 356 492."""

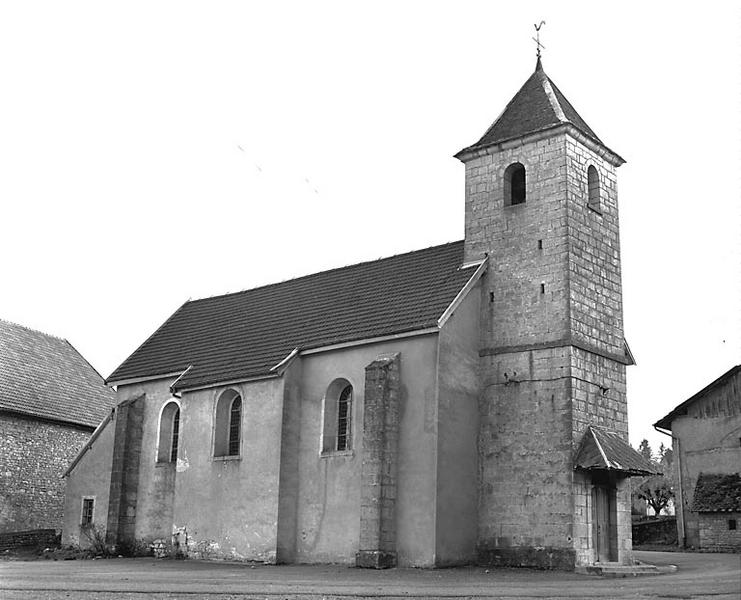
62 58 656 569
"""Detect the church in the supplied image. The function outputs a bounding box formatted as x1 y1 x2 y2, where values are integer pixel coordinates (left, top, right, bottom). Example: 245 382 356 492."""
62 56 657 570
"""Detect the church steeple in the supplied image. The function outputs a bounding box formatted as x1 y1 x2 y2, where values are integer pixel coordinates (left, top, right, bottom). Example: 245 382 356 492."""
455 59 621 161
459 56 633 569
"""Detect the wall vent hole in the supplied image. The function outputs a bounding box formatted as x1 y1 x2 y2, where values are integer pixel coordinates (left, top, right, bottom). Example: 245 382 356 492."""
489 291 495 302
540 283 545 294
538 239 543 250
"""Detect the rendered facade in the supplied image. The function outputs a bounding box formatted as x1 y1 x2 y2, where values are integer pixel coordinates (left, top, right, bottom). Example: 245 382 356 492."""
655 365 741 551
63 58 655 569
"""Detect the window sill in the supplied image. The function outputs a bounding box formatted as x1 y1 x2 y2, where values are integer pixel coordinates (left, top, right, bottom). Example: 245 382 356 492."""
213 455 242 462
155 461 176 468
587 204 603 216
320 450 355 459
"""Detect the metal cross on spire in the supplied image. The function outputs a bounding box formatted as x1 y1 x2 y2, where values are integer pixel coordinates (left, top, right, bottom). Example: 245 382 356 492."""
533 21 546 59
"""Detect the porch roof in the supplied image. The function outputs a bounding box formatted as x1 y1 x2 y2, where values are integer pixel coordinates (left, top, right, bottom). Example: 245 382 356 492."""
574 426 660 477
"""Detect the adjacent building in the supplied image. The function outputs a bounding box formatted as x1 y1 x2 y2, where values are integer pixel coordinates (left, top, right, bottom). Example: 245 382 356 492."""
655 365 741 551
63 57 656 569
0 319 116 534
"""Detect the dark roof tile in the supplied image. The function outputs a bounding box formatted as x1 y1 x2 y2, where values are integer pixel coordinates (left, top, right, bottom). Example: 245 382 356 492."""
575 426 660 476
692 473 741 512
108 241 477 390
0 320 117 428
457 59 604 155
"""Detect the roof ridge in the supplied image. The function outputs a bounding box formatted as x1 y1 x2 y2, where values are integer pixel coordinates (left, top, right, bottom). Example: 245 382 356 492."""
187 240 466 305
0 318 67 342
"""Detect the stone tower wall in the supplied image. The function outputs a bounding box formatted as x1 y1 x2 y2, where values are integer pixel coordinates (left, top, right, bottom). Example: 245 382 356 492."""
464 133 571 349
565 138 624 356
465 127 631 568
477 347 576 568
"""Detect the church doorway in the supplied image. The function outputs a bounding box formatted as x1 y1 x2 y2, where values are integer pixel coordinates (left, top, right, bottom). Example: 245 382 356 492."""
592 483 618 562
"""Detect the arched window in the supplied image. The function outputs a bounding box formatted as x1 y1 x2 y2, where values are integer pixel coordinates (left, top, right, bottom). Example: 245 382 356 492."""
336 385 352 451
322 379 353 453
588 165 601 212
214 389 242 457
170 407 180 462
504 162 526 206
228 396 241 456
157 401 180 463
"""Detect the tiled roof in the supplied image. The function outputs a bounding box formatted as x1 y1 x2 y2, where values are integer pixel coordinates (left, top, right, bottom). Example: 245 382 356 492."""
0 319 117 428
692 473 741 512
108 241 478 391
654 365 741 431
574 426 660 476
457 58 606 156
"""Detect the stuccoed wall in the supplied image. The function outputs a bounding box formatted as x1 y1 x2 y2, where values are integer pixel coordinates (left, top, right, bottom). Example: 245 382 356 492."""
171 377 286 563
1 412 91 534
672 389 741 549
295 334 439 567
62 415 115 546
106 380 179 548
435 283 480 566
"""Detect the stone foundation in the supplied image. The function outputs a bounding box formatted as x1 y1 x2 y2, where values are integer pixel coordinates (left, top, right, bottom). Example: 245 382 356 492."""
477 545 576 570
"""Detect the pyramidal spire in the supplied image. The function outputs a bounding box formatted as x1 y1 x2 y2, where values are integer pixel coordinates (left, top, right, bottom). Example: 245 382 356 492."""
455 44 613 159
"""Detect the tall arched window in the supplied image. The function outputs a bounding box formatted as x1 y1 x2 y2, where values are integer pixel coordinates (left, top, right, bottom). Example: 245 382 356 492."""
228 396 241 456
504 162 526 206
214 389 242 457
170 407 180 462
588 165 601 212
157 401 180 463
322 378 353 453
336 385 353 451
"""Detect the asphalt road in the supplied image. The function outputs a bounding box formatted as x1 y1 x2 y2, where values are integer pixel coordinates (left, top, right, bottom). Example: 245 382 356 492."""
0 551 739 599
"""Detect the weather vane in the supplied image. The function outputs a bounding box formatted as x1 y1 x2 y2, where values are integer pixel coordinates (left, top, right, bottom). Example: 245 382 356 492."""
533 21 546 59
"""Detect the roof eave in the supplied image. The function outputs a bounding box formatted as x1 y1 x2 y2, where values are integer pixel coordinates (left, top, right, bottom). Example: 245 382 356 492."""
106 370 188 388
653 364 741 432
455 123 625 167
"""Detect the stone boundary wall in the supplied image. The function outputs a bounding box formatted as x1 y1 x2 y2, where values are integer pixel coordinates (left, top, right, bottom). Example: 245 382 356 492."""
632 517 677 545
0 528 57 551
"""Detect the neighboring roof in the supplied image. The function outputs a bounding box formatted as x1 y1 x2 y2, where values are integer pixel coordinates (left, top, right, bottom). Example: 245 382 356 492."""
457 58 621 161
654 365 741 432
692 473 741 512
0 319 117 429
574 426 660 476
108 241 480 391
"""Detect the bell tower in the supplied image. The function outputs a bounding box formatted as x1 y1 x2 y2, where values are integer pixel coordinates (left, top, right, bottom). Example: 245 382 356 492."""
457 58 640 568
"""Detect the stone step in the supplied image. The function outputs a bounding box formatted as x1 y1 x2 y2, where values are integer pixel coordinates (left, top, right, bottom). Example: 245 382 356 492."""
575 561 667 577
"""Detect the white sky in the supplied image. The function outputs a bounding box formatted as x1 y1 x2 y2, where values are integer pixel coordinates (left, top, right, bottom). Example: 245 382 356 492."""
1 2 739 451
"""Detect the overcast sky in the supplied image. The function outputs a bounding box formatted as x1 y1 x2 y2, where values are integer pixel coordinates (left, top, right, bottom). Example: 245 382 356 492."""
1 1 739 451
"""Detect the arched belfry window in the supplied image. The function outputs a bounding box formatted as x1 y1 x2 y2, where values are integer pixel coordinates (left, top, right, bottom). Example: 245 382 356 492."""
504 162 526 206
588 165 601 212
214 389 242 457
322 379 353 453
157 401 180 463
